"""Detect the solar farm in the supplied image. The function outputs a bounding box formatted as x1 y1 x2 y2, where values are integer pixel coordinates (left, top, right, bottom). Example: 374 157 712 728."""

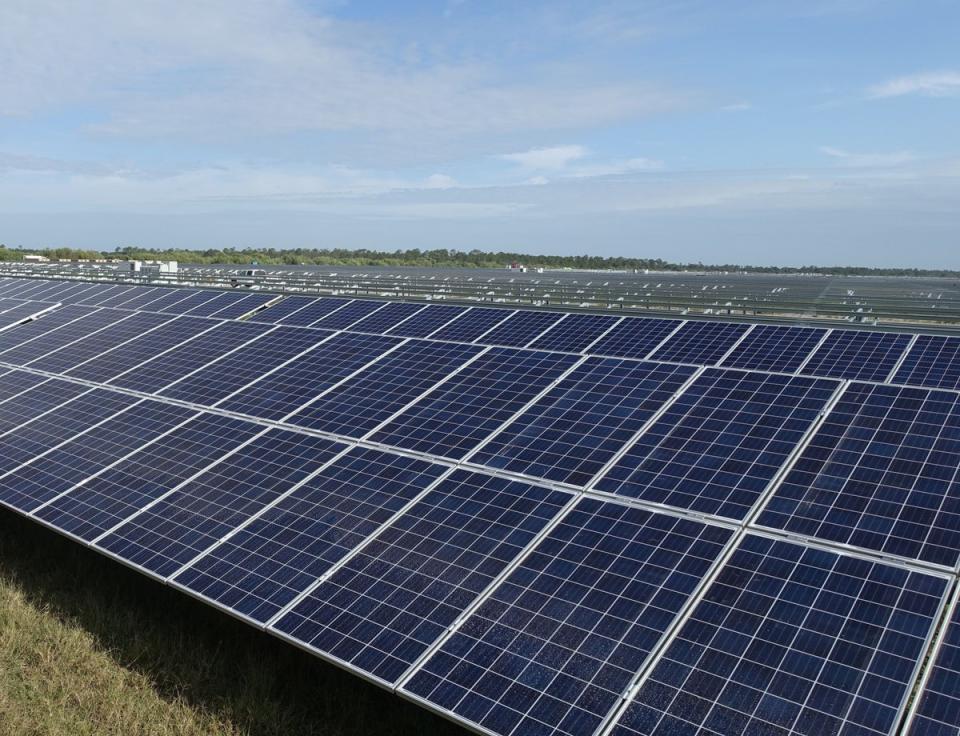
3 275 960 736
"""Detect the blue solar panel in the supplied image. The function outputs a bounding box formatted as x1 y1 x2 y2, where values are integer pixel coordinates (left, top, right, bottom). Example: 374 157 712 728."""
476 311 565 348
75 284 139 306
33 413 263 541
609 534 947 736
472 358 697 487
720 325 828 373
308 299 387 329
155 290 223 314
109 321 273 392
207 292 276 319
177 292 246 317
756 382 960 567
386 304 468 338
347 302 426 333
892 335 960 390
800 330 913 382
905 593 960 736
272 297 353 326
98 287 167 309
0 307 121 364
217 332 401 420
595 369 840 520
528 313 620 353
132 288 201 312
0 400 198 513
27 311 174 374
0 377 90 435
287 339 484 437
45 283 106 304
271 469 573 685
247 295 318 323
370 348 580 460
173 447 447 623
158 326 332 405
588 318 682 360
0 302 53 330
429 308 515 342
65 316 215 383
405 499 734 736
95 430 344 578
0 369 49 402
648 321 751 365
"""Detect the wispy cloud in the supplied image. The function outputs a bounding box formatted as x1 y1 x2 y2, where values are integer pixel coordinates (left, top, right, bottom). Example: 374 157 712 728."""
499 145 588 170
820 146 916 167
867 70 960 98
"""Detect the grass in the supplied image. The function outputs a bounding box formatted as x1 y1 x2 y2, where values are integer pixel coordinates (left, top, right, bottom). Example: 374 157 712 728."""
0 509 467 736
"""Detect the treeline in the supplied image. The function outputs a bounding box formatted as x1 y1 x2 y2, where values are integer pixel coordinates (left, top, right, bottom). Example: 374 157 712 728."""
1 244 956 277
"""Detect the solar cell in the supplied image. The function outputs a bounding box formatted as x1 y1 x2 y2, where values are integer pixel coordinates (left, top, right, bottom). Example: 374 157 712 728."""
608 534 947 736
155 290 224 314
247 295 317 323
720 325 828 373
307 299 386 329
173 447 448 623
0 378 90 435
800 330 912 382
46 283 107 304
892 334 960 390
429 307 515 342
0 400 197 513
77 284 140 306
476 311 565 348
904 591 960 736
386 304 468 338
756 382 960 567
271 469 573 685
594 369 840 520
131 288 200 312
347 302 426 334
0 369 50 402
158 326 332 405
217 332 402 420
0 306 109 361
287 339 484 437
272 297 353 326
206 292 276 319
369 347 581 460
471 358 697 487
97 286 166 309
528 313 620 353
587 318 682 360
648 321 752 365
0 302 54 330
95 430 344 577
177 292 246 317
404 499 734 736
33 413 263 541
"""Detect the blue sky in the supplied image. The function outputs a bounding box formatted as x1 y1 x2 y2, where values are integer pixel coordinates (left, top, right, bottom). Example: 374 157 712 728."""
1 0 958 266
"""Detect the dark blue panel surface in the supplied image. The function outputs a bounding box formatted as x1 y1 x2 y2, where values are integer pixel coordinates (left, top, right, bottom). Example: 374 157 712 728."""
131 289 200 312
76 284 139 306
406 500 733 736
472 358 697 487
893 335 960 390
0 302 52 329
287 339 483 437
272 469 573 685
386 304 468 338
370 347 580 460
33 413 263 541
0 307 100 357
96 430 344 577
595 369 839 520
429 308 515 343
648 321 751 365
0 377 90 435
247 296 317 324
609 534 946 736
721 325 828 373
800 330 912 382
528 313 620 353
906 596 960 736
155 290 223 314
476 311 564 348
347 302 425 334
217 331 401 420
308 300 386 329
100 287 167 309
588 318 681 360
0 369 49 403
757 382 960 567
0 308 122 364
273 297 352 326
207 292 275 319
178 292 246 317
174 447 447 623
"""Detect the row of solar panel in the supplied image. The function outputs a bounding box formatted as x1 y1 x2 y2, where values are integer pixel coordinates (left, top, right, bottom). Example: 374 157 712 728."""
6 277 960 394
0 365 955 736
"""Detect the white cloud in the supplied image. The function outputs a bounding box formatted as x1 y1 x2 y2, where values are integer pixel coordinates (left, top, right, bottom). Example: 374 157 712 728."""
566 157 662 178
424 174 457 189
867 70 960 99
500 145 588 170
820 146 916 167
720 102 752 112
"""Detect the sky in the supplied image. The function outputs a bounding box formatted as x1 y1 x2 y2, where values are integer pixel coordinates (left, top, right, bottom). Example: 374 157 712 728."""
1 0 958 267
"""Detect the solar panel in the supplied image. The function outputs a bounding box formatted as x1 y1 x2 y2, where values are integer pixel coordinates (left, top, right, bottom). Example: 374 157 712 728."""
77 284 140 306
99 286 167 309
587 318 682 360
177 292 247 317
155 290 224 314
648 321 751 365
33 412 264 541
172 447 448 623
369 347 581 460
271 469 573 685
131 288 200 313
206 292 276 319
247 295 318 323
49 283 109 304
756 382 960 568
904 591 960 736
0 306 108 361
271 297 353 326
608 534 947 736
404 499 734 736
308 299 387 329
287 339 484 437
720 325 828 373
594 369 840 520
892 335 960 390
158 326 332 405
95 429 345 578
0 399 198 513
0 302 54 330
528 313 620 353
216 332 402 421
0 369 50 402
65 316 216 383
428 307 515 342
108 321 273 392
476 311 565 348
386 304 468 338
347 302 426 334
470 358 697 487
800 330 913 382
0 377 91 435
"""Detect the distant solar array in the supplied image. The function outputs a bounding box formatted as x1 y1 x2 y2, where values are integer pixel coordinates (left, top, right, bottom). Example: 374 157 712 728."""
1 274 960 736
